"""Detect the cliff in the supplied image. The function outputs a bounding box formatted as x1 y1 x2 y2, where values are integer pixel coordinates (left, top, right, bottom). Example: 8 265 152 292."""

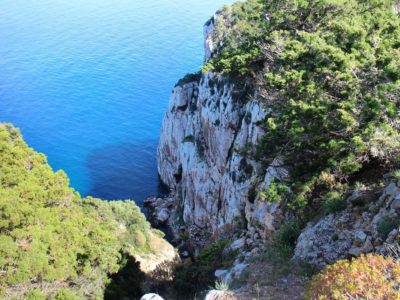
156 11 287 246
152 1 400 298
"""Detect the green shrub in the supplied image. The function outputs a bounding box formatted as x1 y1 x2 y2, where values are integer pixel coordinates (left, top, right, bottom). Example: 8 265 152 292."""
258 220 313 281
175 72 201 87
322 191 346 215
51 289 80 300
25 289 46 300
205 0 400 209
259 179 289 203
104 254 145 300
393 169 400 181
172 239 234 298
260 220 302 268
377 217 400 239
272 220 301 254
213 280 230 291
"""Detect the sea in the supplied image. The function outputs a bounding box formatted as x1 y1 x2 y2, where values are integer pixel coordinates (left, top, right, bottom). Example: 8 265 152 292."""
0 0 234 203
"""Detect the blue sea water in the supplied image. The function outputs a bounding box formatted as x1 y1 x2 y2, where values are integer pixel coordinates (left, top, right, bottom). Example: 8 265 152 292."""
0 0 234 203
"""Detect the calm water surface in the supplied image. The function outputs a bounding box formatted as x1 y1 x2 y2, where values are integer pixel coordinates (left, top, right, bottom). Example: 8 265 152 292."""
0 0 234 203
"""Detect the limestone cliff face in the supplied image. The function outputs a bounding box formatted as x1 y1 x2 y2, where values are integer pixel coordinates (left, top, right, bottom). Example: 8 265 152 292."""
157 13 286 242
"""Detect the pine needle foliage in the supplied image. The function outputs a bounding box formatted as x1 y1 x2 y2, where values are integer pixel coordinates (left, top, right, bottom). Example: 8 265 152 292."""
205 0 400 208
0 123 162 298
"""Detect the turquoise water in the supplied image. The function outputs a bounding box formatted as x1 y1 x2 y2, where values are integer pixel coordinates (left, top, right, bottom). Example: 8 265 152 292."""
0 0 233 203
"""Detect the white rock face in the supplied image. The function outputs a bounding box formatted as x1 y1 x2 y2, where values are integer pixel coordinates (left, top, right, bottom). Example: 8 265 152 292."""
157 17 288 240
140 294 164 300
204 9 231 62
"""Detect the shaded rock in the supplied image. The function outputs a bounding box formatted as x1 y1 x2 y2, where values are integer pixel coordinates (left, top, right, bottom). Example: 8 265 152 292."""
156 208 170 223
215 269 229 280
231 263 248 279
230 238 246 251
386 229 399 244
362 238 374 253
354 229 367 245
348 247 362 257
134 234 179 274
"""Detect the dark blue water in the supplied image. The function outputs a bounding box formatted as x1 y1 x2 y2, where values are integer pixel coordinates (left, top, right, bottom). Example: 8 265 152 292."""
0 0 233 203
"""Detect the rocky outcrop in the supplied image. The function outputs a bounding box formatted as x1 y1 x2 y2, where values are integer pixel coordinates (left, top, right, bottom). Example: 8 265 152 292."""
156 13 288 246
134 233 178 273
295 182 400 268
204 9 231 62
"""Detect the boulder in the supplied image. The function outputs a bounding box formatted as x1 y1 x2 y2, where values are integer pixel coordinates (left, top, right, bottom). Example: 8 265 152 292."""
215 269 229 280
140 294 164 300
230 238 246 251
156 208 170 223
231 263 248 279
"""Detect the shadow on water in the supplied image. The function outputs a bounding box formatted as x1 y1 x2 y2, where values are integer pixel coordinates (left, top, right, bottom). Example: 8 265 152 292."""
85 140 165 205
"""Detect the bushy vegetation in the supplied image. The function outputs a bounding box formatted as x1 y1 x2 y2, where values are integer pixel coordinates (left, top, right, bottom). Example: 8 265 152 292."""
263 220 302 267
205 0 400 209
256 220 317 282
377 216 400 239
172 239 235 298
259 179 289 203
0 124 163 298
321 191 346 215
305 254 400 299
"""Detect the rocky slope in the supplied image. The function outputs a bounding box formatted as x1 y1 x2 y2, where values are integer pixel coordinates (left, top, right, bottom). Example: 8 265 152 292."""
295 182 400 268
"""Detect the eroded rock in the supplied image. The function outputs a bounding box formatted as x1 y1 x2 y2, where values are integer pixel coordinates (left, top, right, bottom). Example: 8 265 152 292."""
295 182 400 267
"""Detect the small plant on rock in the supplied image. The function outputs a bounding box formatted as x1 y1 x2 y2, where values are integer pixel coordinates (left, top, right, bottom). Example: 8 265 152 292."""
322 191 346 215
212 280 230 291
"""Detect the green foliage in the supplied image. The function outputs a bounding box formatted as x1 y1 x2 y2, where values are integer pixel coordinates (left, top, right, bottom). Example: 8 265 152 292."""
257 220 316 282
271 220 301 257
175 72 201 87
212 280 230 291
393 169 400 180
24 289 46 300
206 0 400 208
0 124 162 298
259 179 289 203
51 289 80 300
202 0 266 75
322 191 346 215
377 216 400 239
173 239 234 298
259 220 302 271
